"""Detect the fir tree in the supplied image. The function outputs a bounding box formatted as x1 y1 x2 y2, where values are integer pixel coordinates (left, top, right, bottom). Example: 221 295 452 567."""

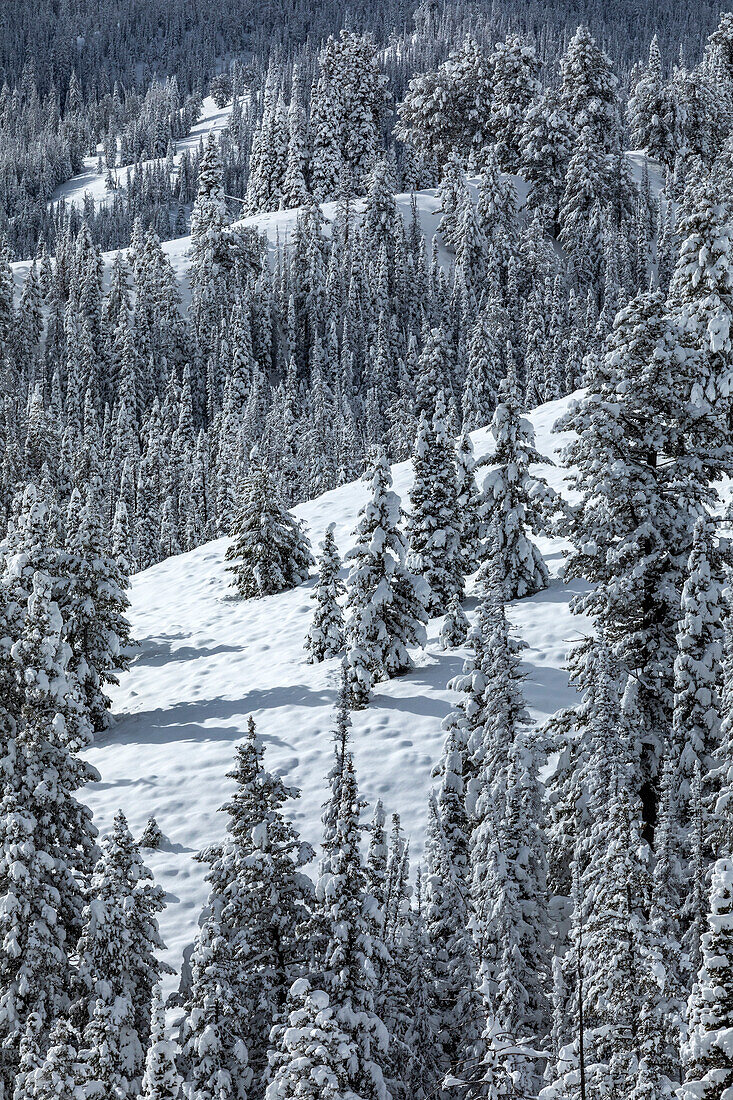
316 733 390 1100
680 857 733 1100
305 523 345 662
441 593 470 650
344 450 427 708
266 979 356 1100
407 396 464 616
226 460 313 599
480 365 552 600
139 987 182 1100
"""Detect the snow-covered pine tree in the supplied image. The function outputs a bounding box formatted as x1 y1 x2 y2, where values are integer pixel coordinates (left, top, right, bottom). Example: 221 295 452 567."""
183 717 314 1095
633 756 685 1100
402 869 442 1100
226 458 313 599
75 810 168 1096
462 308 502 432
480 362 552 600
181 914 250 1100
672 514 725 831
680 856 733 1100
189 131 231 350
441 593 470 650
627 35 677 168
139 817 165 850
28 1019 85 1100
407 395 464 616
266 978 356 1100
423 793 483 1087
488 33 541 174
139 987 182 1100
305 523 345 662
344 449 427 707
62 479 133 733
0 570 99 1092
316 739 390 1100
519 86 573 233
455 428 482 574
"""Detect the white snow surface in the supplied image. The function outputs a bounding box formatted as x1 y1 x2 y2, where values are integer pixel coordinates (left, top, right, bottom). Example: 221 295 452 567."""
87 392 589 995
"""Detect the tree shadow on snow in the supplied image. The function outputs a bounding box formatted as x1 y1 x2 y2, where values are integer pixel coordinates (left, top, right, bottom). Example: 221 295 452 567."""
102 684 337 749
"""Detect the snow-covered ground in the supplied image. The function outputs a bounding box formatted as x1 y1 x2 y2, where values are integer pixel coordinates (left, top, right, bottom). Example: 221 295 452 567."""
50 94 236 213
86 392 588 995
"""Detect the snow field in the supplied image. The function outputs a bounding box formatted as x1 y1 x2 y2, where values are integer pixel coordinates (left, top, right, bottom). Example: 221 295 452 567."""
87 393 588 994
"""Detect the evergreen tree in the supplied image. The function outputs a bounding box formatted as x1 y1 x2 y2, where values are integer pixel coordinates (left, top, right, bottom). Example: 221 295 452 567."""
488 34 541 174
62 480 133 733
75 810 168 1097
344 450 427 707
139 987 182 1100
183 717 314 1095
28 1019 85 1100
266 979 356 1100
441 593 470 649
672 514 725 829
407 396 464 616
481 365 552 600
305 523 345 662
316 734 390 1100
627 36 677 167
226 460 313 599
680 857 733 1100
0 570 98 1092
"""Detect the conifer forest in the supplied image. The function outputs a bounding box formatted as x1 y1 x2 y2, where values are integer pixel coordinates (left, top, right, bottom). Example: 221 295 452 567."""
4 0 733 1097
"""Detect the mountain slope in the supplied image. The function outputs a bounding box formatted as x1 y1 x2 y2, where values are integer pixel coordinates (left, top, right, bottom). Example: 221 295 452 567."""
86 392 588 994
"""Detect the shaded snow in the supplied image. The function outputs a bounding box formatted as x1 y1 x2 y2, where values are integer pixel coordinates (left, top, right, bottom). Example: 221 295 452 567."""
86 392 589 994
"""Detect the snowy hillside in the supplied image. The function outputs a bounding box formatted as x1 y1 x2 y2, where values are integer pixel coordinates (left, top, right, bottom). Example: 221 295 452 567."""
12 143 664 300
50 94 236 213
86 392 587 993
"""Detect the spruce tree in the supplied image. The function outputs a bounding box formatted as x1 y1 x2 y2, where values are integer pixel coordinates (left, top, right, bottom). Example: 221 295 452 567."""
455 428 482 574
316 734 390 1100
672 515 725 830
305 523 345 662
344 450 427 708
62 479 133 733
441 593 470 650
226 460 313 599
680 857 733 1100
28 1019 85 1100
182 717 313 1095
407 396 464 617
481 365 552 600
266 979 356 1100
139 987 182 1100
0 570 98 1092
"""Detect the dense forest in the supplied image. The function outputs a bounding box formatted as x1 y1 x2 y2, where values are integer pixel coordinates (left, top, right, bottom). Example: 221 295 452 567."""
1 0 733 1098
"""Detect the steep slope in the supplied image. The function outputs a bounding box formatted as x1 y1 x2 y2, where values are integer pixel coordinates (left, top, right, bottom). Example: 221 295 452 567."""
85 392 589 993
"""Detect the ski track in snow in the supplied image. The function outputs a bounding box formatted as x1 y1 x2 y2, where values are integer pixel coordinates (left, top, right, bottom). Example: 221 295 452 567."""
84 393 590 996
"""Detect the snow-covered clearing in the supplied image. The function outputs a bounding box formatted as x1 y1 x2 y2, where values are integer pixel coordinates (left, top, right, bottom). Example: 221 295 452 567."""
86 392 588 995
